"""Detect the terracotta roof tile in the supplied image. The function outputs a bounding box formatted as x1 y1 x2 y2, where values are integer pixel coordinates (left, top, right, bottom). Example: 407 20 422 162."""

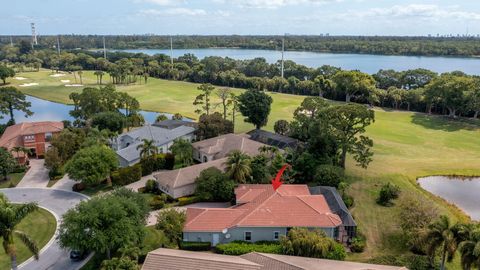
0 121 63 150
185 184 343 231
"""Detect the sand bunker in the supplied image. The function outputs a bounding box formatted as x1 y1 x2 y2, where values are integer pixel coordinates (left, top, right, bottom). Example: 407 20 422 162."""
65 84 83 87
19 83 39 87
15 77 27 80
50 74 66 77
61 80 70 83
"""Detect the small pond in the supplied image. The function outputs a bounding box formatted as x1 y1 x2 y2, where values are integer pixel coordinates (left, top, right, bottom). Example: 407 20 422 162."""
0 95 189 125
418 176 480 220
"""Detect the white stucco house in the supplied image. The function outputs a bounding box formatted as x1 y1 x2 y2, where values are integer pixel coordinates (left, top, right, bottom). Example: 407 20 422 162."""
111 121 196 167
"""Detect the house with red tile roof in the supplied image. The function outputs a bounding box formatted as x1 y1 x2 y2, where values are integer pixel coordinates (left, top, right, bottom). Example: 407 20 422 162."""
0 121 64 163
183 184 351 246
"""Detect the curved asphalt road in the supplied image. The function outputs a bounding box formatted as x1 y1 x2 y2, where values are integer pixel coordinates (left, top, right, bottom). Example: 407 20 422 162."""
0 188 89 270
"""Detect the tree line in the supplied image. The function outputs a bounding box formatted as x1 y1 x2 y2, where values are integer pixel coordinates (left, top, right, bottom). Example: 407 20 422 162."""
1 35 480 57
2 45 480 119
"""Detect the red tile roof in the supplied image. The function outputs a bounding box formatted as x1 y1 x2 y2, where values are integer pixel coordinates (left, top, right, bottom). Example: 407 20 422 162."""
184 185 342 232
0 121 64 150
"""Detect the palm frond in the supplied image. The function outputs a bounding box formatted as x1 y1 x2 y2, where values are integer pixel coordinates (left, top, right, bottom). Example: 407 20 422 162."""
14 230 39 260
14 203 38 225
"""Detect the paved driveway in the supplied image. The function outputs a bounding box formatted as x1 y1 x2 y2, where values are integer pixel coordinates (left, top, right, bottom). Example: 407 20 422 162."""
17 159 49 188
0 188 89 270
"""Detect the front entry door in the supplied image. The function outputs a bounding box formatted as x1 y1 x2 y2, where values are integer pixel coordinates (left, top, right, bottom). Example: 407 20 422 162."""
212 234 220 246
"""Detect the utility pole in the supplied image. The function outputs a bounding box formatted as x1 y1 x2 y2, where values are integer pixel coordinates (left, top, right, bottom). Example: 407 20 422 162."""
170 36 174 67
103 36 107 59
56 35 61 55
281 35 285 79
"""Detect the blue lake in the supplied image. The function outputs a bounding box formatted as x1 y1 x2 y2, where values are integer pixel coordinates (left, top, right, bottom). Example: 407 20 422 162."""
418 176 480 220
120 48 480 75
0 95 172 125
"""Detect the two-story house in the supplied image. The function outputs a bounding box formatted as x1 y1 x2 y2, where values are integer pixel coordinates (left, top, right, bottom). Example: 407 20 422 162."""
0 121 64 163
111 121 196 167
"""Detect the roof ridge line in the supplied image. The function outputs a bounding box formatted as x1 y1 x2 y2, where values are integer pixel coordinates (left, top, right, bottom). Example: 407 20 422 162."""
233 189 277 227
251 253 304 270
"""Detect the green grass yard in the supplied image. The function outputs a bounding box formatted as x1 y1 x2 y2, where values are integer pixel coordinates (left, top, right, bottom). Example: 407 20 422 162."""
8 70 480 266
0 208 57 269
0 172 25 188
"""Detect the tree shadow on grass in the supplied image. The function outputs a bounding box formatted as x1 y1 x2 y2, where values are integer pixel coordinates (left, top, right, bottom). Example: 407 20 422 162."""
410 113 479 132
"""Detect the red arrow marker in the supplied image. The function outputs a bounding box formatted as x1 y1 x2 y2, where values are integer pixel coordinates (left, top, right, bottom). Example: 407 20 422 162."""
272 164 290 191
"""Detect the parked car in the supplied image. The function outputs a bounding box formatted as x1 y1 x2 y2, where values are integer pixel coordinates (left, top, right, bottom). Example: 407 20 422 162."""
70 250 88 261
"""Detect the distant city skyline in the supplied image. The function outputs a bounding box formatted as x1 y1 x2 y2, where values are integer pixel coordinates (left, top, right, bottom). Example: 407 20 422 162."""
1 0 479 36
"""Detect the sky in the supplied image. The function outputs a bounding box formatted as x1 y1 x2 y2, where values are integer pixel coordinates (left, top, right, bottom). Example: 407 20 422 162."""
1 0 480 36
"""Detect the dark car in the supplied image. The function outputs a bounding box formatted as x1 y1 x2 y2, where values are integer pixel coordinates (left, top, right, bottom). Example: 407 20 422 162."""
70 250 88 261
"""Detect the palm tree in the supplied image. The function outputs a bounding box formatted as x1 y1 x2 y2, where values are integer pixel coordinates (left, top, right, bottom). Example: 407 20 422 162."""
458 224 480 270
78 70 83 84
0 194 40 270
423 215 461 270
136 139 158 158
94 70 105 85
225 150 251 183
170 139 193 167
259 145 279 158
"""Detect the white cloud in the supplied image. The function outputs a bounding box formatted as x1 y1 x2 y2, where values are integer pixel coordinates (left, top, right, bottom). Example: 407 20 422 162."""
139 8 207 16
216 0 342 9
352 4 480 21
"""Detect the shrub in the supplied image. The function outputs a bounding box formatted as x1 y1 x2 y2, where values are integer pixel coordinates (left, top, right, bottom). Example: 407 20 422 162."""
377 183 401 206
215 241 282 255
164 153 175 170
145 179 159 193
72 182 86 192
111 165 142 186
342 194 354 208
149 195 166 210
180 241 211 251
280 228 346 260
11 163 27 174
314 165 344 188
178 196 200 206
350 233 366 253
48 169 63 180
140 156 156 176
195 167 235 202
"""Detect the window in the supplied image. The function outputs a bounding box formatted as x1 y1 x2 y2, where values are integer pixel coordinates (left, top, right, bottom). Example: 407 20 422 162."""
273 231 279 240
45 132 53 141
197 237 202 242
24 135 35 141
244 231 252 241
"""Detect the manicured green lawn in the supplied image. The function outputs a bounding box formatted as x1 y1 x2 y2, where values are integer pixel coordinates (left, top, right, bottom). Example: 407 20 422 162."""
0 208 57 269
0 173 26 188
9 70 480 267
10 70 304 133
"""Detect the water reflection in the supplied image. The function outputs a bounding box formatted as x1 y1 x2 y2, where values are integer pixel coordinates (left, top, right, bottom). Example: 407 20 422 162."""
418 176 480 220
0 95 180 124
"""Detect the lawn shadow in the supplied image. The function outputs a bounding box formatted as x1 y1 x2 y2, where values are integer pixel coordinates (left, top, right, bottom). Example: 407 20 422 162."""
410 113 479 132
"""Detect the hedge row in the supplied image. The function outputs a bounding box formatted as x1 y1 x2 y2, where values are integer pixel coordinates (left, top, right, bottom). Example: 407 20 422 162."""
111 164 142 185
180 241 211 251
215 241 282 255
177 196 201 206
111 153 175 186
